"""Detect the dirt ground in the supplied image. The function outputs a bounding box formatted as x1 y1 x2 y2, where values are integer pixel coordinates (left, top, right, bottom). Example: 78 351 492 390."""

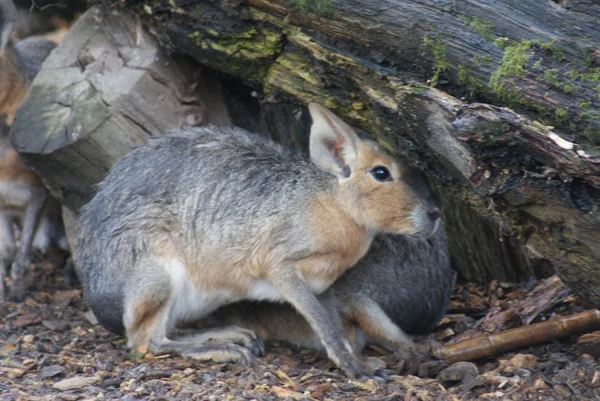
1 256 599 401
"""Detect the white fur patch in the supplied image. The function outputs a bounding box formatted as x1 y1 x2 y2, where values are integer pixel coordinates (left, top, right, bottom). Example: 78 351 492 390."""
163 258 236 327
0 182 33 209
410 206 440 236
247 280 283 301
32 216 52 253
298 273 335 295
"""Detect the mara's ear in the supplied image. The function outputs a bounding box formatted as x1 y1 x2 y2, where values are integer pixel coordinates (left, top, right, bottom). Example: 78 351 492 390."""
308 103 361 179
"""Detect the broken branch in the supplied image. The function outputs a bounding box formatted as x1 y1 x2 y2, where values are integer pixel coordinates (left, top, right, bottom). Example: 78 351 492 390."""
433 310 600 363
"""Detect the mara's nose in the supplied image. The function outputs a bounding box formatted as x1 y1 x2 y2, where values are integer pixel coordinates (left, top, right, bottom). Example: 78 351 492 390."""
426 207 441 221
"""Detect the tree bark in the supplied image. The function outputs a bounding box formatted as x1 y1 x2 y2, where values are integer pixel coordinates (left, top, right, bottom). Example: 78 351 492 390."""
9 2 600 306
10 6 230 211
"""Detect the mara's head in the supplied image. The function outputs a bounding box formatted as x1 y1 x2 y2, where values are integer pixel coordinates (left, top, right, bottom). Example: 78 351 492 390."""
308 103 440 239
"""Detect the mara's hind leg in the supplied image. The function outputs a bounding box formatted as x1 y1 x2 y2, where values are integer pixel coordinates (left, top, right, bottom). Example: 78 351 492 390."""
170 326 264 356
124 258 263 366
348 295 426 375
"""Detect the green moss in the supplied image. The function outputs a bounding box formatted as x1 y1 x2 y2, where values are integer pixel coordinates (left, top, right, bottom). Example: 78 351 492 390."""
563 84 581 94
187 27 283 83
543 68 559 84
580 68 600 82
289 0 334 17
489 40 533 96
579 110 600 122
581 126 600 144
596 84 600 100
583 49 595 68
567 69 580 80
538 40 566 61
579 144 600 157
458 15 471 24
411 85 428 94
494 37 516 49
458 65 489 98
472 54 492 67
470 17 495 41
533 60 542 69
423 36 451 87
555 108 568 123
578 101 592 109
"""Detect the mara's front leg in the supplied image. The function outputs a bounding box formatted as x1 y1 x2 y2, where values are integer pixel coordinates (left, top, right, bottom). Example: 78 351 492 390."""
270 268 369 379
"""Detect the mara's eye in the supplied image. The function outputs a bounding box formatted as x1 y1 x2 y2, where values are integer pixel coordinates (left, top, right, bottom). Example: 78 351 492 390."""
371 166 392 182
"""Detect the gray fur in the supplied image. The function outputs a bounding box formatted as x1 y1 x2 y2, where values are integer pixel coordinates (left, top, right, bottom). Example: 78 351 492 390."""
76 113 440 377
337 224 452 336
77 126 334 333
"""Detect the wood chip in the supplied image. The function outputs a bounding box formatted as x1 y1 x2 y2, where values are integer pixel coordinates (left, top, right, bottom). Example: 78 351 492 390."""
271 386 305 400
497 354 537 374
42 365 66 378
274 369 298 389
52 375 100 391
12 314 42 328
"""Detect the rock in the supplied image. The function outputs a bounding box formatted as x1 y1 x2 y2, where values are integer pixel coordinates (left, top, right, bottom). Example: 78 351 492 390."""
84 310 99 326
22 334 34 344
42 320 70 331
364 356 387 373
418 360 448 378
42 365 65 378
438 362 479 383
52 375 99 391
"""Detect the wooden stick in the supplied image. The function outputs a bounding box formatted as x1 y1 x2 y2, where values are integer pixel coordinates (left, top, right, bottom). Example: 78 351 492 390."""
433 310 600 363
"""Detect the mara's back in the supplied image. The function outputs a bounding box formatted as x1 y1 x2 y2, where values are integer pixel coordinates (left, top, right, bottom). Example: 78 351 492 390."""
76 126 332 331
78 126 328 253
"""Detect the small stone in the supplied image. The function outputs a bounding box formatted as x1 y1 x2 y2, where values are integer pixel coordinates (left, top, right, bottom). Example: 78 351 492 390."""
364 356 386 372
42 365 65 378
439 362 479 383
22 335 34 344
418 360 448 378
553 384 572 398
42 320 70 331
513 368 532 378
532 378 547 390
462 372 485 393
52 375 99 390
84 310 99 326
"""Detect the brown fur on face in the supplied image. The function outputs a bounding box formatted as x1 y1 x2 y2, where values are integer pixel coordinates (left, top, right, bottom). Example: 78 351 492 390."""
340 141 422 235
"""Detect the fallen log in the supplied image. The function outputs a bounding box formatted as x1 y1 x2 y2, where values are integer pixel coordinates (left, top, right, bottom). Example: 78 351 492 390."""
9 2 600 306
